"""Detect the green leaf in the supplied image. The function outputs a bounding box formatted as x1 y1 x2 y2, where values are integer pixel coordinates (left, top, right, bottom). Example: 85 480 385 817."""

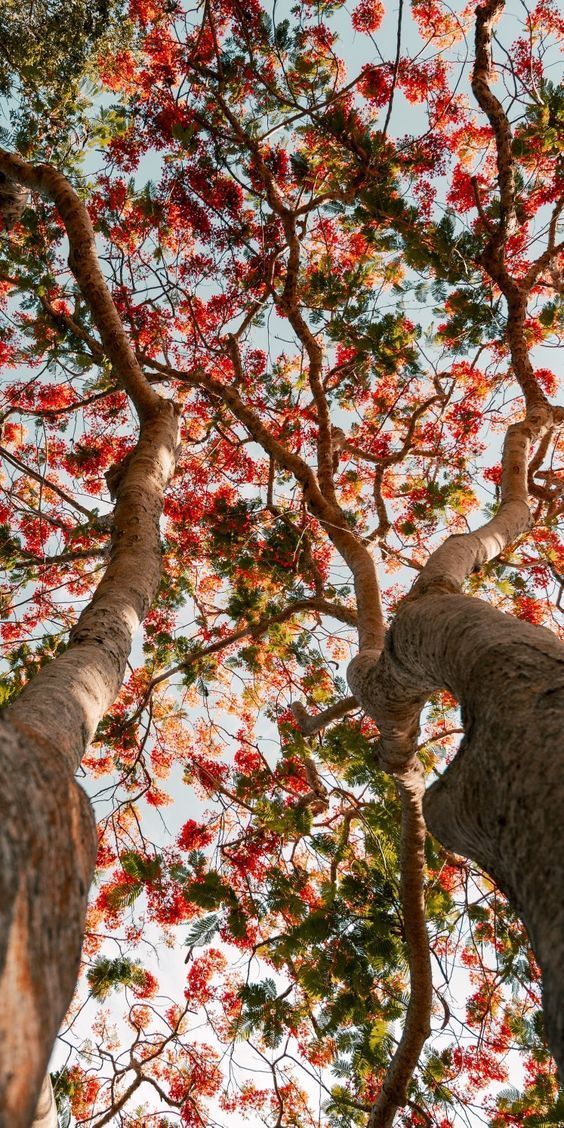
87 956 147 999
184 871 236 910
120 851 162 883
368 1019 389 1051
184 913 219 948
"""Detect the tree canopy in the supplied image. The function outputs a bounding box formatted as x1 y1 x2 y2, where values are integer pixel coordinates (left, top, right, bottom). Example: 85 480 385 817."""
0 0 562 1125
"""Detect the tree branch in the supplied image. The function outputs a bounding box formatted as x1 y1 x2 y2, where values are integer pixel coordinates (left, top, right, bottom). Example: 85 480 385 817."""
290 695 359 736
0 150 160 422
471 0 515 241
0 444 96 520
369 764 432 1127
145 355 386 653
127 596 358 725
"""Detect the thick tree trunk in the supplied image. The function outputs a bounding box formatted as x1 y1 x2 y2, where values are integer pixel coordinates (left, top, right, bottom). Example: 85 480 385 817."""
0 405 179 1127
0 151 181 1124
349 592 564 1077
30 1077 57 1128
0 723 94 1127
7 405 179 773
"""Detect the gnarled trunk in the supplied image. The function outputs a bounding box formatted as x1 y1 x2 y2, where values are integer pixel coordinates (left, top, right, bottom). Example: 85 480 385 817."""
350 592 564 1077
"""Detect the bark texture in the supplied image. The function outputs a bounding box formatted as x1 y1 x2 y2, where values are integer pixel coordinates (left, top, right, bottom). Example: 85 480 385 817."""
368 764 432 1128
0 398 179 1124
0 152 181 1124
0 719 96 1128
0 172 29 229
420 599 564 1079
31 1077 57 1128
350 592 564 1078
7 404 180 773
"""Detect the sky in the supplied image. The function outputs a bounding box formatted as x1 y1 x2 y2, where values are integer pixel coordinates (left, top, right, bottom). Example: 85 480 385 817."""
3 0 559 1123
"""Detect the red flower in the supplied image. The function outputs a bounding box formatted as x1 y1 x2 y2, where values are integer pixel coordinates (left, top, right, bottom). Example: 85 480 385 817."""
352 0 385 33
177 819 214 852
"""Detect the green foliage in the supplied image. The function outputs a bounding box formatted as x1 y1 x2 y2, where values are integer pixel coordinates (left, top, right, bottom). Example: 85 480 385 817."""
238 979 295 1048
184 913 220 949
50 1069 74 1126
0 0 127 159
513 80 564 160
120 850 162 883
87 955 148 999
492 1085 564 1126
436 286 505 349
184 870 236 910
105 881 143 911
320 721 380 786
405 212 482 286
0 627 67 706
255 794 313 836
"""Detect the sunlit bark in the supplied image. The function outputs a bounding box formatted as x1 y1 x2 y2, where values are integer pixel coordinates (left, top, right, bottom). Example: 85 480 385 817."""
0 152 180 1125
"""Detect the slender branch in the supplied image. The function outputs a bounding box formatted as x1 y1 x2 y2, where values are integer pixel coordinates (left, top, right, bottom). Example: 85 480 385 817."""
340 396 441 469
14 548 105 568
471 175 495 235
127 596 358 724
90 1071 143 1127
523 196 564 291
0 445 95 520
382 0 404 137
471 0 515 240
0 151 160 421
35 292 106 361
372 465 391 538
342 396 443 541
369 764 432 1127
145 355 386 652
468 6 551 411
206 86 337 502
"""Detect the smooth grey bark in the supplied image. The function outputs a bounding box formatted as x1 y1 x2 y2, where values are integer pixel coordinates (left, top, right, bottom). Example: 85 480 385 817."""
350 591 564 1078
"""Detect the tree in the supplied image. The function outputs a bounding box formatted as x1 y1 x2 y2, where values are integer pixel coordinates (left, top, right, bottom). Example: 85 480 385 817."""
0 0 562 1125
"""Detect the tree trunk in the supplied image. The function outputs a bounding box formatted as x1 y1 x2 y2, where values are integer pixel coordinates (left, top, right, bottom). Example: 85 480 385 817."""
0 151 181 1124
0 403 180 1125
349 592 564 1078
0 719 95 1128
31 1076 57 1128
